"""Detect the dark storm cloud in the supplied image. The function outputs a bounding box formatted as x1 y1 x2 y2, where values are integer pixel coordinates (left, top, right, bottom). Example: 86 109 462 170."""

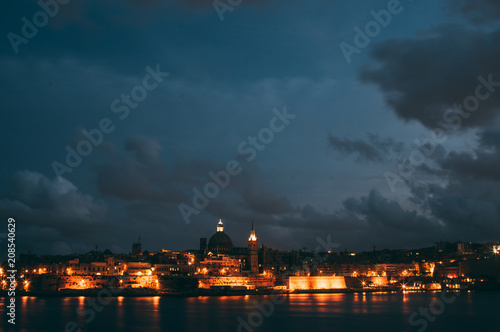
450 0 500 24
125 135 162 165
93 136 186 203
1 135 485 254
440 150 500 182
412 178 500 240
258 189 448 251
229 162 298 215
479 127 500 148
230 187 440 236
360 25 500 130
0 171 110 255
126 201 180 224
5 171 107 224
343 189 439 233
397 130 500 241
298 205 363 231
83 135 496 249
328 133 404 163
92 137 297 224
91 136 444 246
438 128 500 181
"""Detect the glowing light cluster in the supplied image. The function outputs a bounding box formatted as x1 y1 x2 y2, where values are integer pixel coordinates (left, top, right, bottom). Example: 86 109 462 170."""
289 276 347 291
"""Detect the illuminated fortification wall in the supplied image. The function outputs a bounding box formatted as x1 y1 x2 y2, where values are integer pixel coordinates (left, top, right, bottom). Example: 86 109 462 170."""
199 277 249 289
198 276 274 289
289 276 346 291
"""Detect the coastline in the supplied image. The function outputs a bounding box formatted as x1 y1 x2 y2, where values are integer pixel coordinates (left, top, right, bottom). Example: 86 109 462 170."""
2 286 498 298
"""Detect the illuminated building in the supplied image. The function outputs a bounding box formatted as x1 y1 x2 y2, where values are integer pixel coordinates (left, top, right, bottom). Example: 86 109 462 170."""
248 222 258 274
153 264 196 276
200 255 242 275
64 257 124 276
126 262 152 276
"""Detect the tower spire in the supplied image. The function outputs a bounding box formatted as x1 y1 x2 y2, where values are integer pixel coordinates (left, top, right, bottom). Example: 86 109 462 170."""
249 220 257 241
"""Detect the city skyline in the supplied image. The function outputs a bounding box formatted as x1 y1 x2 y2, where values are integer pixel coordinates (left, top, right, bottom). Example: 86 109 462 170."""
8 216 500 297
9 218 499 257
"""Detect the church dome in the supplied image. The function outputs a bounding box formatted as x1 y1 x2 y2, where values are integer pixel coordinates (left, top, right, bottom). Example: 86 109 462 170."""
208 219 233 253
208 232 233 253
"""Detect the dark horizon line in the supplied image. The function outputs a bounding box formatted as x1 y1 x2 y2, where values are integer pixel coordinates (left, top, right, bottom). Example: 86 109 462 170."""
15 239 498 258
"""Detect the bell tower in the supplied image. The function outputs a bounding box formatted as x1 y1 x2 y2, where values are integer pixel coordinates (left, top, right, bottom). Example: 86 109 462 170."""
248 221 258 274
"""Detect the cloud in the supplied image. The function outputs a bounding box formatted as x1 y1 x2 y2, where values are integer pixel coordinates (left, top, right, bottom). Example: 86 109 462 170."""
360 25 500 130
261 188 448 250
229 162 298 215
438 128 500 181
343 189 439 233
80 135 499 250
479 127 500 148
450 0 500 24
396 129 500 241
125 135 162 165
328 133 404 163
92 137 297 223
93 140 186 203
0 171 109 255
413 178 500 240
4 145 496 255
5 171 107 223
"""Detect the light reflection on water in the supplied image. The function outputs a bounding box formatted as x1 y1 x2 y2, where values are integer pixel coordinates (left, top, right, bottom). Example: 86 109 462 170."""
0 292 498 332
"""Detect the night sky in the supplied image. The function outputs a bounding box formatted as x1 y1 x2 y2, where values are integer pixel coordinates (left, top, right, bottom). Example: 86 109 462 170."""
1 0 500 257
